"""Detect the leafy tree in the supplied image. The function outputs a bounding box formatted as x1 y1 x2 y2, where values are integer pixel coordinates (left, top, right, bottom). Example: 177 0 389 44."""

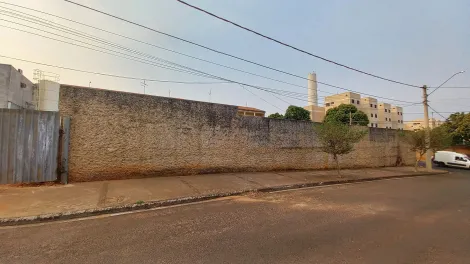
314 122 367 176
441 112 470 145
268 112 284 119
324 104 369 126
284 105 310 121
402 127 452 171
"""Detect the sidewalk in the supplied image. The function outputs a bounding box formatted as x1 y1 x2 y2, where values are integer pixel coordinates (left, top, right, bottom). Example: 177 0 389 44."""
0 167 446 223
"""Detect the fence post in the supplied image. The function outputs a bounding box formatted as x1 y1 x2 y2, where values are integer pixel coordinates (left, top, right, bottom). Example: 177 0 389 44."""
60 117 70 184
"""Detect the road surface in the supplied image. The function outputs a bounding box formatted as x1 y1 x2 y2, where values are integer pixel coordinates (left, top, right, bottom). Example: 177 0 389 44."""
1 167 469 263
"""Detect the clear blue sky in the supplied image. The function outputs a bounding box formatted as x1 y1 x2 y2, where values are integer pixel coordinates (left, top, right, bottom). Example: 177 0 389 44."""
1 0 469 120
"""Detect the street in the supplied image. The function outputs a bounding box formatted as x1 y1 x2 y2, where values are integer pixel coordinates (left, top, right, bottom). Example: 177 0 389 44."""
1 168 469 264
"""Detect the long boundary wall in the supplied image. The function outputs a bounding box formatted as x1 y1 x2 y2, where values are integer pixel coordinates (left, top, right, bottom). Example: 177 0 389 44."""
59 85 415 182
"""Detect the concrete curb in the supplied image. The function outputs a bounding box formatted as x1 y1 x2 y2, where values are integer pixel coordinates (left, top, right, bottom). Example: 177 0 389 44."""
0 171 448 226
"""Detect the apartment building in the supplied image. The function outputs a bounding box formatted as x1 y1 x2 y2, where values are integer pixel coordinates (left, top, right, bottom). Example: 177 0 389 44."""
391 106 404 130
324 92 361 111
404 118 444 131
323 92 402 129
377 103 393 129
360 97 379 128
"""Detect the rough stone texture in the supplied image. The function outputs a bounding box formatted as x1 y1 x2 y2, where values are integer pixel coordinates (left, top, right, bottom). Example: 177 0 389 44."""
59 85 415 182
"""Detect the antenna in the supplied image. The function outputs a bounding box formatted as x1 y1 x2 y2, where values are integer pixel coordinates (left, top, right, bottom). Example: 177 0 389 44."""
209 88 212 102
140 80 147 94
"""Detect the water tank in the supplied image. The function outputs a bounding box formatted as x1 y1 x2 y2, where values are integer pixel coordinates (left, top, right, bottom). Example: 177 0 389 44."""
37 80 59 111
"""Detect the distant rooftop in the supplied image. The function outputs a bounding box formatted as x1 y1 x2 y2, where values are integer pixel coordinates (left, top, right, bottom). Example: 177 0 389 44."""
237 106 265 113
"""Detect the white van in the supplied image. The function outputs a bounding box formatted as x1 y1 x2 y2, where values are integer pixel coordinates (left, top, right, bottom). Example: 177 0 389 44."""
433 151 470 169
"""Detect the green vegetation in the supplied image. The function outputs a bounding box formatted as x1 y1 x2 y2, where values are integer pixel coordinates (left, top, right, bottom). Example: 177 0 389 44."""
324 104 369 126
401 127 452 171
314 122 367 176
267 106 310 121
267 112 284 119
135 200 145 205
284 105 311 121
441 112 470 146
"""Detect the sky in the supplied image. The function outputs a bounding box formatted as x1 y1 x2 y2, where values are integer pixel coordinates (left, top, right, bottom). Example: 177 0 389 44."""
1 0 469 120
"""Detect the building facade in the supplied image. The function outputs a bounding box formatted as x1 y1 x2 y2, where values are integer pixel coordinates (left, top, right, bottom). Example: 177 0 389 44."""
360 97 379 127
404 118 444 131
0 64 35 109
237 106 265 117
322 92 404 129
377 103 392 129
391 106 404 130
324 92 361 111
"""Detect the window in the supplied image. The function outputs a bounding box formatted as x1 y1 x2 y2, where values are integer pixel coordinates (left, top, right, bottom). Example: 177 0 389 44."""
331 102 335 105
384 109 388 113
357 101 360 105
371 114 373 117
370 103 373 107
375 124 378 128
375 114 377 118
325 103 330 107
351 99 355 103
374 105 377 108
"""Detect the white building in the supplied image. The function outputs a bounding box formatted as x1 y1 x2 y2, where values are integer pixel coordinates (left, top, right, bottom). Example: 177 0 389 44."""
0 64 35 109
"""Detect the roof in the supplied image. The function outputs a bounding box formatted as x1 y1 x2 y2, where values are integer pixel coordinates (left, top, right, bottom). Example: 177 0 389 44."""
237 106 265 113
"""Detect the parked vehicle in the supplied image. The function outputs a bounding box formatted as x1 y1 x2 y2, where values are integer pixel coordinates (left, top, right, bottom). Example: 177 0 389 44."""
433 151 470 169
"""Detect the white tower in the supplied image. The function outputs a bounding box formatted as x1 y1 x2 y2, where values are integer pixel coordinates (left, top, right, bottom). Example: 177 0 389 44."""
307 72 317 106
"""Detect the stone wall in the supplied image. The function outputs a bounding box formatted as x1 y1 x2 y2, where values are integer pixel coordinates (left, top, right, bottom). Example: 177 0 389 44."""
59 85 415 182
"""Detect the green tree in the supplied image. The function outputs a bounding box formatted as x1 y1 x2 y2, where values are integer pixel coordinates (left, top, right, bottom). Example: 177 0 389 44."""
402 127 452 171
284 105 310 121
314 122 367 176
441 112 470 145
268 112 284 119
324 104 369 126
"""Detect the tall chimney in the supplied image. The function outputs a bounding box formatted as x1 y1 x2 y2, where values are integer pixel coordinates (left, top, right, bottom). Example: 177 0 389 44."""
307 72 317 106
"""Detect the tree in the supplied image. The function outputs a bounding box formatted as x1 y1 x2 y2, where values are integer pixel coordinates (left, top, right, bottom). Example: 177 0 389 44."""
284 105 310 121
441 112 470 145
268 112 284 119
314 122 367 176
402 127 452 171
324 104 369 126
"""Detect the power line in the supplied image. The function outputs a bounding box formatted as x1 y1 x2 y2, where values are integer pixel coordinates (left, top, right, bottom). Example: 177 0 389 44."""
238 84 283 111
428 105 447 120
0 7 318 101
0 16 412 105
62 0 425 102
0 52 307 103
0 5 335 97
0 24 223 81
0 55 227 84
175 0 421 88
0 3 420 106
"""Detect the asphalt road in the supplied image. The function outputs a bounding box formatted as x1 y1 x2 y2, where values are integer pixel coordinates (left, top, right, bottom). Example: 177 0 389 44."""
1 168 469 264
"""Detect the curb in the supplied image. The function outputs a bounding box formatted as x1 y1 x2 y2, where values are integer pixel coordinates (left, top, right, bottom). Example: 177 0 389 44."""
0 171 448 227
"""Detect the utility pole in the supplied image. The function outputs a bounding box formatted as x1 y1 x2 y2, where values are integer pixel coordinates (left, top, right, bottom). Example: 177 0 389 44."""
422 85 432 172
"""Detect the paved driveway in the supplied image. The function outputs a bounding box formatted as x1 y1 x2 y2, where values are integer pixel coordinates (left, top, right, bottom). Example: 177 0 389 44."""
0 168 469 263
